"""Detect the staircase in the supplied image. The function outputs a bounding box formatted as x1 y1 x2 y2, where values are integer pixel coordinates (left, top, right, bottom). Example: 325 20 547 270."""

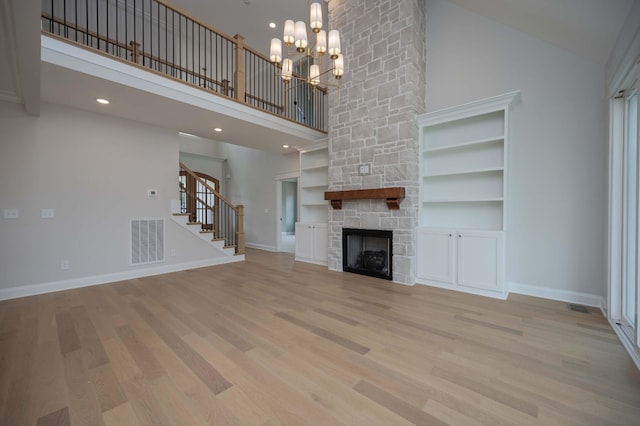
171 162 245 261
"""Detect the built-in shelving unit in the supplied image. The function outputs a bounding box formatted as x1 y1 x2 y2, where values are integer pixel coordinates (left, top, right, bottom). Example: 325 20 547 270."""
299 146 329 223
296 144 329 265
416 91 520 298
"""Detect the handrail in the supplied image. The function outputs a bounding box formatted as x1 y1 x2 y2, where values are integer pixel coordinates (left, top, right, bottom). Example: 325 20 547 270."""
41 0 327 132
179 162 244 254
41 13 231 93
178 180 216 221
180 163 235 211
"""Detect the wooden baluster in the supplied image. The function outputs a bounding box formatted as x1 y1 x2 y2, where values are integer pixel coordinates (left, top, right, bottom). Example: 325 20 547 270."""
129 41 140 63
236 205 245 255
234 34 245 102
222 79 230 96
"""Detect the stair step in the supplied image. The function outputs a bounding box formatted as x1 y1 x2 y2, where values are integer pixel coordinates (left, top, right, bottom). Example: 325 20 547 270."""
186 221 202 226
223 245 237 249
212 238 225 242
172 213 191 216
199 230 214 234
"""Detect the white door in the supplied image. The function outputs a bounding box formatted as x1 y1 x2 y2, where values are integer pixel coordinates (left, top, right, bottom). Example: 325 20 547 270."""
416 228 455 284
457 230 503 291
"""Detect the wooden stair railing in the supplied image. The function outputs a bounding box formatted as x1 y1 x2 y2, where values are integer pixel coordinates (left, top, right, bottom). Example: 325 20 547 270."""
178 162 244 255
40 0 327 132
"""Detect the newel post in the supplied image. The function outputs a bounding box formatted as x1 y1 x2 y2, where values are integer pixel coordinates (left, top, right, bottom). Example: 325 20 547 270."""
233 34 245 103
236 205 245 254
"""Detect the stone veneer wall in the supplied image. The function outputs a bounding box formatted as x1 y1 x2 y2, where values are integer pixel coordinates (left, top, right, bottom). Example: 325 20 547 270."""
326 0 426 284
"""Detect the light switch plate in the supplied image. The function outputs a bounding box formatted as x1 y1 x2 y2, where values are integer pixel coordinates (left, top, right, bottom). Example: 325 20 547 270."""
4 209 19 219
41 208 55 219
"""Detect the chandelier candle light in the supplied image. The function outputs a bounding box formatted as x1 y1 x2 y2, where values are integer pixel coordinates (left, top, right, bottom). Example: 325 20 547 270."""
269 2 344 89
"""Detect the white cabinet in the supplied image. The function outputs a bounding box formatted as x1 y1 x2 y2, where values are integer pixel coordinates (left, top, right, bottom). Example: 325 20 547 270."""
416 228 504 296
416 91 519 298
457 230 504 292
295 222 327 265
416 228 455 284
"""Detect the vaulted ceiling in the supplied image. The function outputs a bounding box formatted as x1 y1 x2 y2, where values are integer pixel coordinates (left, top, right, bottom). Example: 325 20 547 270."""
1 0 637 151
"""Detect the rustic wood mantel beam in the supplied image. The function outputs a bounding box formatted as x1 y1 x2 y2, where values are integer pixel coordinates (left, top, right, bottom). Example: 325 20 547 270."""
324 187 405 210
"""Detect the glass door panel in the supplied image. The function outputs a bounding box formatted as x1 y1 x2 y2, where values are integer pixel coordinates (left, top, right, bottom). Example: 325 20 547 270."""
623 90 638 337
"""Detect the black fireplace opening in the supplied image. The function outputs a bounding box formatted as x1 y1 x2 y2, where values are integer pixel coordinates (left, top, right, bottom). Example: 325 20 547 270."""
342 228 392 280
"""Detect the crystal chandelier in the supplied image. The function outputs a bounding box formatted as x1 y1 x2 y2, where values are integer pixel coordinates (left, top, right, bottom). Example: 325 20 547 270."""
269 2 344 89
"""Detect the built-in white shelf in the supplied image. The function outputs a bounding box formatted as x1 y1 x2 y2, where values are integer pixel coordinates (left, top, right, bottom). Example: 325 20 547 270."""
423 136 504 154
301 164 329 172
423 198 504 203
298 144 329 230
424 166 504 178
416 90 520 298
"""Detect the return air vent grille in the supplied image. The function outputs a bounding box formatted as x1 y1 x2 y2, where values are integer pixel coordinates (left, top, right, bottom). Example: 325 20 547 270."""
130 219 164 265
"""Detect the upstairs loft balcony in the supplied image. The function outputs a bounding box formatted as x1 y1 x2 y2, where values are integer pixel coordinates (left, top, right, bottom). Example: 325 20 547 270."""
40 0 328 135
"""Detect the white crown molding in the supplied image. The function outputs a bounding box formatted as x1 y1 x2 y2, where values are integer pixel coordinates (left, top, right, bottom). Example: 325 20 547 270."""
418 90 521 127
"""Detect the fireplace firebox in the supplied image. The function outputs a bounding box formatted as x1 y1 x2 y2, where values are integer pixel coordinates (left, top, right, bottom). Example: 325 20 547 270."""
342 228 392 280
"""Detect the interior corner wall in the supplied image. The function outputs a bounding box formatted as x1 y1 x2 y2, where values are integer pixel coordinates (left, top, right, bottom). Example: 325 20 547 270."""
426 0 607 299
605 0 640 95
214 142 299 251
0 100 220 294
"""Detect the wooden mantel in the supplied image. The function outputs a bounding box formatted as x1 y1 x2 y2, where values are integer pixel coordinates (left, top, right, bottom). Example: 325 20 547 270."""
324 187 405 210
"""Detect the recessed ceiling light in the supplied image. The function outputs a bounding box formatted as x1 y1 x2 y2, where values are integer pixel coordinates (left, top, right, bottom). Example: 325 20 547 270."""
96 98 110 104
213 127 222 132
282 144 289 148
269 22 276 29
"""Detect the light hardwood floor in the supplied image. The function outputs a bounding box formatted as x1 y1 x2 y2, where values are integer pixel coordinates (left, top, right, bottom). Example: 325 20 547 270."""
1 249 639 425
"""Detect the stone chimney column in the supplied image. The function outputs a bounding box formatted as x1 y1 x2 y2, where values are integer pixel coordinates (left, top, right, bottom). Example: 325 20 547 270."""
326 0 426 285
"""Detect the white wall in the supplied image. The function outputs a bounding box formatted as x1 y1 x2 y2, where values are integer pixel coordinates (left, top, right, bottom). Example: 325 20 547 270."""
0 101 223 295
215 142 299 251
426 0 607 299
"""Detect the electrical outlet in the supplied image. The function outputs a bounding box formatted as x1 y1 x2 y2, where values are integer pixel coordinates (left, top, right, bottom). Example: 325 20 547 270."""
41 208 55 218
60 260 70 270
4 209 19 219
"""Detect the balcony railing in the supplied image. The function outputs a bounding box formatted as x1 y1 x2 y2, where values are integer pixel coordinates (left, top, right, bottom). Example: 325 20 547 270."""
41 0 327 132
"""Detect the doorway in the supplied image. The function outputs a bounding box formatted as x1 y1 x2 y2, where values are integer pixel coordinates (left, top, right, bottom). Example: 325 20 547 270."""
277 176 298 253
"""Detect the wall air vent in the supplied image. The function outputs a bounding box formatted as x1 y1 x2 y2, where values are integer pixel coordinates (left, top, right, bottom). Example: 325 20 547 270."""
130 219 165 265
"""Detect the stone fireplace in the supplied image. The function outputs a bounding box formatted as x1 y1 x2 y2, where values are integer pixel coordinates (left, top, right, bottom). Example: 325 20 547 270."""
326 0 426 284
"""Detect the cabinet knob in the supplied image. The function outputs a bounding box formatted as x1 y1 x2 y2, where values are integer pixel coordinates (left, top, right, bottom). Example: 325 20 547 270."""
449 234 452 237
458 234 462 238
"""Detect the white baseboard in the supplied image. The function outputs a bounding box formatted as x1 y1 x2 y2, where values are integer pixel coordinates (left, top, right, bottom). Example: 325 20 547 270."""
508 281 604 307
416 279 508 300
246 242 277 252
0 256 244 301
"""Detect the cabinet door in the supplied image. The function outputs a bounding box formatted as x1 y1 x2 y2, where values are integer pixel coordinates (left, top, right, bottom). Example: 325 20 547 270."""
312 223 328 263
295 223 313 260
416 228 455 284
457 231 503 291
